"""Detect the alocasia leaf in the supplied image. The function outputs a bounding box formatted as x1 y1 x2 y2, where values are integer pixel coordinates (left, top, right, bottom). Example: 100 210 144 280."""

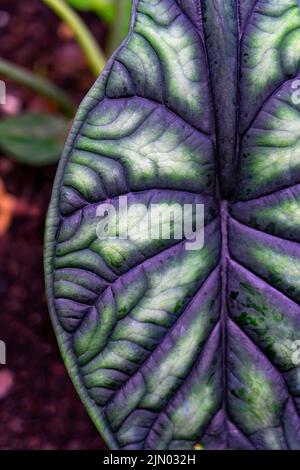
45 0 300 449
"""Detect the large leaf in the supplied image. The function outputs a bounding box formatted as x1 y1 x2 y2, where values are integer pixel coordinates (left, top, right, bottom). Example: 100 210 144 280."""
45 0 300 450
0 113 68 166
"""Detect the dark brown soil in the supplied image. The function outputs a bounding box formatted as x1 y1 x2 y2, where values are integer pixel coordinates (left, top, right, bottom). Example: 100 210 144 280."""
0 0 108 450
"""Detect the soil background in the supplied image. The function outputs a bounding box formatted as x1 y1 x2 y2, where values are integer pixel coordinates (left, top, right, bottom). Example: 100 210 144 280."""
0 0 108 450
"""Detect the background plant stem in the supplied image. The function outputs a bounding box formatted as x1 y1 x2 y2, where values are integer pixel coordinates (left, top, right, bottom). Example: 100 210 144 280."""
0 58 75 116
41 0 106 76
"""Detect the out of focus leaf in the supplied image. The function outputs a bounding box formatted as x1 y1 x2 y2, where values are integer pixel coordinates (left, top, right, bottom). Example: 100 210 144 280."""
42 0 106 76
0 113 69 166
105 0 132 55
0 58 75 116
66 0 116 23
65 0 132 53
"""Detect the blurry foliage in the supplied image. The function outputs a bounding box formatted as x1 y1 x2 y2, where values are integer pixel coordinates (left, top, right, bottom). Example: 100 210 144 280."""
0 0 132 166
66 0 117 23
66 0 132 55
42 0 107 76
0 58 75 116
0 114 69 166
66 0 131 27
105 0 131 55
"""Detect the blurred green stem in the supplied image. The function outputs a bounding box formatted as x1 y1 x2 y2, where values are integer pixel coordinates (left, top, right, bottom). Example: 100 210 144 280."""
0 58 75 116
106 0 131 56
41 0 106 76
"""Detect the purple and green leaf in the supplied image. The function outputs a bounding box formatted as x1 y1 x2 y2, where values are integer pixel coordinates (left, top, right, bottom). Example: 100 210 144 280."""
45 0 300 449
